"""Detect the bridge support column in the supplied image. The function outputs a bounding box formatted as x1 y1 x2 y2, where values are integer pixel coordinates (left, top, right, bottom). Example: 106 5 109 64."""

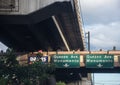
81 78 91 85
47 75 56 85
66 81 80 85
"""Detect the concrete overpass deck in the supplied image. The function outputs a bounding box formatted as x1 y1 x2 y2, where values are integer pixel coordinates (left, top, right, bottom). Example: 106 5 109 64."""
0 0 85 52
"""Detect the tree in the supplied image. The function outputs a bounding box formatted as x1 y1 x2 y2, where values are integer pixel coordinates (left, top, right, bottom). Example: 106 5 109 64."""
0 48 20 85
0 48 55 85
56 81 66 85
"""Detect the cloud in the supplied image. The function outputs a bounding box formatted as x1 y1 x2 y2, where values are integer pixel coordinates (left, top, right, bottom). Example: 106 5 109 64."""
85 22 120 51
80 0 120 50
80 0 120 25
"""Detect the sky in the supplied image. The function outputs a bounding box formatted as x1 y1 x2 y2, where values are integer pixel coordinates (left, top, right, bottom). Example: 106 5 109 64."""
0 42 8 52
93 73 120 85
80 0 120 85
80 0 120 51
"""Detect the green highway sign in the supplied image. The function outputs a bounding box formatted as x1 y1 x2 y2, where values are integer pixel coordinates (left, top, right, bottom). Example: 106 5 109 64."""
52 54 80 68
85 54 114 68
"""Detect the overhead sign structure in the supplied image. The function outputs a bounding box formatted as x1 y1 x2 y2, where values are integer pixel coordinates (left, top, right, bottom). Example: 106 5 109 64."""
86 54 114 68
52 54 80 68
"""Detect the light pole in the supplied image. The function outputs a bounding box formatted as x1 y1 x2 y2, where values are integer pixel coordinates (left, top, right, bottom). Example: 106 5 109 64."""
85 31 90 51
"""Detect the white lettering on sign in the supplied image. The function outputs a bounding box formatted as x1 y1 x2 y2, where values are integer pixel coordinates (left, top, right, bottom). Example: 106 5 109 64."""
53 59 79 63
86 55 113 59
40 57 46 62
86 59 113 63
54 55 79 59
54 55 68 59
71 55 78 58
30 57 36 61
104 55 112 58
86 55 102 58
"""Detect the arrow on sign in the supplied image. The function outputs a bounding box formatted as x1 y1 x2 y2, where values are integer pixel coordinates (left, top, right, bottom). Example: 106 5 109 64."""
97 63 103 68
63 63 69 67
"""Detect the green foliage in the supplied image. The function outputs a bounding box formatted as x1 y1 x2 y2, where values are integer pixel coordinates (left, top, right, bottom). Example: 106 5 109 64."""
0 77 8 85
27 61 55 80
0 48 55 85
56 81 66 85
23 79 33 85
0 48 18 78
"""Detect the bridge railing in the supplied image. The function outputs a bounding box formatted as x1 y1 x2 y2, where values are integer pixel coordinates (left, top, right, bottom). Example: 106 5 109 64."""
72 0 86 50
0 0 71 15
0 0 19 12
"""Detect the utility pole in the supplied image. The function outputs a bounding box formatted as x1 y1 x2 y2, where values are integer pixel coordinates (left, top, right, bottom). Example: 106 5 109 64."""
88 31 90 51
93 73 95 85
86 31 90 51
87 31 95 85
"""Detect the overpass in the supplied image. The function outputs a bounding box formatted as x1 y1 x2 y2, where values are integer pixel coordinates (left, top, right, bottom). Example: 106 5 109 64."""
0 0 85 52
1 0 120 84
0 0 86 84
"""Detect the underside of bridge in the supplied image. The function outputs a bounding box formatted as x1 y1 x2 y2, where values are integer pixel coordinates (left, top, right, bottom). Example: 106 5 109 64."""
0 1 84 52
0 1 85 82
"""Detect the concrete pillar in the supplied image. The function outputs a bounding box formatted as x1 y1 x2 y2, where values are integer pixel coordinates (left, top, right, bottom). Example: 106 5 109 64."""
81 78 91 85
66 81 80 85
47 76 56 85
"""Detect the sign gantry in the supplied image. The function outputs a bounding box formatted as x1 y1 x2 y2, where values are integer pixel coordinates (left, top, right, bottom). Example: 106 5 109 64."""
16 51 120 68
